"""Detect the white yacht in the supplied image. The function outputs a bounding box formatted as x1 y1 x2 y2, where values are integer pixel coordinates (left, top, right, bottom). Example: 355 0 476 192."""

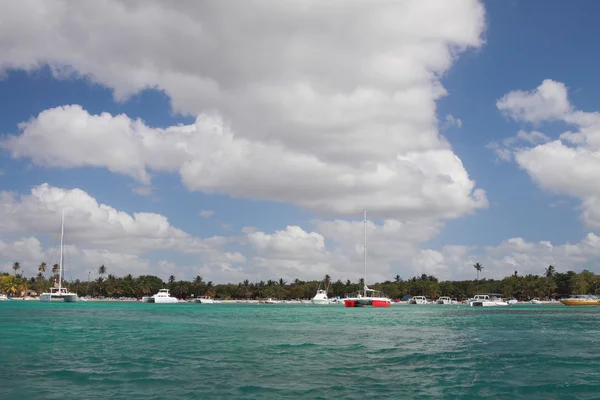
0 294 8 301
39 210 78 303
194 296 214 304
409 296 428 304
436 296 458 304
470 294 508 307
142 289 178 304
311 289 330 305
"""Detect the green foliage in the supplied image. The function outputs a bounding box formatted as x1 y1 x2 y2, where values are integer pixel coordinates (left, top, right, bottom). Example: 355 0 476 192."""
4 261 600 300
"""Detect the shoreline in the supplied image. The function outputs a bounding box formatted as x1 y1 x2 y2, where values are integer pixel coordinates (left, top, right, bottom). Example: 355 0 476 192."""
2 297 558 305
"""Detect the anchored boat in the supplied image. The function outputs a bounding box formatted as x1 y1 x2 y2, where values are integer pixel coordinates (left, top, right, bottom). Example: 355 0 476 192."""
344 211 391 308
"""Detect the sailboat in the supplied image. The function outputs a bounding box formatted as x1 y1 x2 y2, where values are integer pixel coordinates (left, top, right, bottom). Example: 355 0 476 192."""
344 211 391 308
39 209 79 303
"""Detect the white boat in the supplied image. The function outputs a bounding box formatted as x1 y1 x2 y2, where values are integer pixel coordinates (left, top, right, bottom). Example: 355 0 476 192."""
344 211 391 308
311 288 330 305
0 294 7 301
466 294 489 305
470 294 508 307
436 296 457 304
194 296 214 304
262 298 280 304
409 296 429 304
141 288 178 304
39 209 78 303
507 298 518 305
529 298 541 304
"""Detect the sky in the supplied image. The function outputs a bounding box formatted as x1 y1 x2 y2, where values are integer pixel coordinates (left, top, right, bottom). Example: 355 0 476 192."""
2 0 600 284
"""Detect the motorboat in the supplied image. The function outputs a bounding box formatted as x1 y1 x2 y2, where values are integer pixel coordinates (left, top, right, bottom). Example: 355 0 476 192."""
560 295 600 306
466 294 491 306
409 296 428 304
507 297 518 305
311 289 330 305
436 296 457 304
470 294 509 307
0 294 7 301
39 210 78 303
194 296 214 304
263 298 280 304
141 288 178 304
529 298 542 304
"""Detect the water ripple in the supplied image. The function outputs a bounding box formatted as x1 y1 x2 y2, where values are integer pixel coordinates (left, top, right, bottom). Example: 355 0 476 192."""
2 302 600 399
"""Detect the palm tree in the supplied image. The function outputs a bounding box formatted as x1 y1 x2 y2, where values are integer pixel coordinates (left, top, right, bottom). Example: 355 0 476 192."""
12 262 20 276
473 262 483 292
38 262 47 275
394 274 401 283
193 275 203 296
98 265 107 278
168 275 175 284
52 264 60 283
324 274 331 289
545 265 556 278
278 278 287 286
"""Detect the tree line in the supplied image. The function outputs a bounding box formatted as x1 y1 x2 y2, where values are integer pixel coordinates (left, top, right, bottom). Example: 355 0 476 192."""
1 262 598 300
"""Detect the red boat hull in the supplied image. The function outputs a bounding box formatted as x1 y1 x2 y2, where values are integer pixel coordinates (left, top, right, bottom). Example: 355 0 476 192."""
344 298 391 307
372 299 391 307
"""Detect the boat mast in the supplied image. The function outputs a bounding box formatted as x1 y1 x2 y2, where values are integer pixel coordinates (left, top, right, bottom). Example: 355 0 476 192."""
58 208 65 291
364 210 367 297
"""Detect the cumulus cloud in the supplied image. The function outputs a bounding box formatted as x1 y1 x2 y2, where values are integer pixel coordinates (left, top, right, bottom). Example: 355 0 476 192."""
0 183 245 280
0 0 488 219
242 217 600 282
3 105 488 219
495 80 600 229
497 79 572 123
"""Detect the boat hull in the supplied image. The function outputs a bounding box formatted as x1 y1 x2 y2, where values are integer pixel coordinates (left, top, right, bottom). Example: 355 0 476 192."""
154 297 178 304
39 293 78 302
344 298 390 307
311 299 330 305
560 299 600 306
471 301 508 307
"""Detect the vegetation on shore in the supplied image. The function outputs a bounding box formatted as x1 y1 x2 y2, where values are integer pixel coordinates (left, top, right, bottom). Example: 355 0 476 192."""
1 262 599 300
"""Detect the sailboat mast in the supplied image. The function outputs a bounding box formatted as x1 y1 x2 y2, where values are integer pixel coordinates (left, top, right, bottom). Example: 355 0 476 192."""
364 210 367 297
58 208 65 291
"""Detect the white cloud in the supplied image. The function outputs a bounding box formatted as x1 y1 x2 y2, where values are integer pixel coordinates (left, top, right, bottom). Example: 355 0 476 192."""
443 114 463 129
2 185 600 283
497 79 572 124
0 183 245 280
495 80 600 229
3 105 488 219
0 0 488 220
241 217 600 282
199 210 215 218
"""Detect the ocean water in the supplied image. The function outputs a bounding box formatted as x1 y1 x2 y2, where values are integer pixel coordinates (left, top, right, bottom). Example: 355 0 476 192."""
1 302 599 399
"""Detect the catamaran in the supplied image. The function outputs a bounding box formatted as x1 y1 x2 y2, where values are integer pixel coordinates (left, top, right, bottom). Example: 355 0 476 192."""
39 209 79 303
141 288 178 303
344 211 391 308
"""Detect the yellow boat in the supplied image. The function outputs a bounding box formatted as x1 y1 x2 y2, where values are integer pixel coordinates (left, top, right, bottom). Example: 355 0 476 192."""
560 295 600 306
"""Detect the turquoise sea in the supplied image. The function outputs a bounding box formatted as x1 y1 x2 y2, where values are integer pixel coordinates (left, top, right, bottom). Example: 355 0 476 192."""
1 302 600 399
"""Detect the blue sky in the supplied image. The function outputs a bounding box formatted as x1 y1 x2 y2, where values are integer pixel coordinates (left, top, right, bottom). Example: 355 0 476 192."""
1 0 599 282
